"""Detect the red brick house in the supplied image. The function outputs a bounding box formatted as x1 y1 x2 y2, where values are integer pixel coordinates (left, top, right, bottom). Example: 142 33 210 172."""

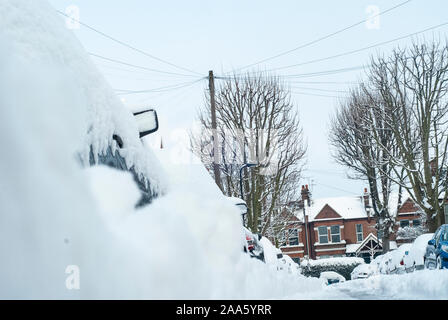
277 186 424 264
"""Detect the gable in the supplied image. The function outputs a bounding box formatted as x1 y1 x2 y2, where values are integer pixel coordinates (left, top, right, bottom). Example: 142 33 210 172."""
314 204 342 220
398 198 421 215
357 233 382 253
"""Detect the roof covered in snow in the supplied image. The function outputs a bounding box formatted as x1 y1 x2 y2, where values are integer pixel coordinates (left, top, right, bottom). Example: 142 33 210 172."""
294 196 369 222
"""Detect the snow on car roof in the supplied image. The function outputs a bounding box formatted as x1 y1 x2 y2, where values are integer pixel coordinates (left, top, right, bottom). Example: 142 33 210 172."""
320 271 345 280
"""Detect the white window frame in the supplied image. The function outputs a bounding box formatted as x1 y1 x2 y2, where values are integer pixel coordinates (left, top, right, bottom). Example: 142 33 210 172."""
318 226 328 244
356 224 363 243
288 228 299 246
330 225 341 243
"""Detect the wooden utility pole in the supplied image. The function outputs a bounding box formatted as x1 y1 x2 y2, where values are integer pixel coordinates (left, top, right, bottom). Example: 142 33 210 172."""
209 70 223 191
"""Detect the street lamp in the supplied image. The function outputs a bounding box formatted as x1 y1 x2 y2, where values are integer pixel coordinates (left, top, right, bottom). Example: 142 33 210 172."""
239 163 257 201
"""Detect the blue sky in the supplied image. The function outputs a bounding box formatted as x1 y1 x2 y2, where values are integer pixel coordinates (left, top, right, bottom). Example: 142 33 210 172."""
48 0 448 198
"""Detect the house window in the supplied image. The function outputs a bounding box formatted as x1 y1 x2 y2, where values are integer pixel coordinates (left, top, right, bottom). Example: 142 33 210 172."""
288 228 299 246
279 230 286 246
412 219 421 227
356 224 363 242
400 220 409 228
330 225 341 243
318 226 328 244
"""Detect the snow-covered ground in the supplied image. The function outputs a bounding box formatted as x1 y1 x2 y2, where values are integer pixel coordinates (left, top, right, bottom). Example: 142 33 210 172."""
324 270 448 300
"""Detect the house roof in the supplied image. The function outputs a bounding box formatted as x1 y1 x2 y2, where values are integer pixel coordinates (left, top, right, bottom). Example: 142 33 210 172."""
294 196 369 222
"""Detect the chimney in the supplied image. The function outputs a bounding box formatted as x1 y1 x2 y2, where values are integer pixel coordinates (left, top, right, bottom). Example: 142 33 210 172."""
363 188 371 222
301 185 311 207
363 188 370 208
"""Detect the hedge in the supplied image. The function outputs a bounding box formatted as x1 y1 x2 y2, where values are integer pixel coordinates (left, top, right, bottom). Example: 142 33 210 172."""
301 257 365 280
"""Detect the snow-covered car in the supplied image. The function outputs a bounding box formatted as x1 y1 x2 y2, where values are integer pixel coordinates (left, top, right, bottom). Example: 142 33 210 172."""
369 254 385 275
320 271 345 285
275 249 299 274
379 250 394 274
85 108 161 207
403 233 434 272
388 244 412 274
351 263 373 280
276 249 286 271
283 254 301 275
243 226 265 262
227 197 265 262
424 224 448 270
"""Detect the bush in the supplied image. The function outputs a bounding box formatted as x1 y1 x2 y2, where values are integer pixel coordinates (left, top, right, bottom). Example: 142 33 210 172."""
301 257 364 280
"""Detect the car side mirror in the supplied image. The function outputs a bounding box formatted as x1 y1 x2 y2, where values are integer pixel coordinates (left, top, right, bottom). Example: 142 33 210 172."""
428 239 436 246
133 109 159 138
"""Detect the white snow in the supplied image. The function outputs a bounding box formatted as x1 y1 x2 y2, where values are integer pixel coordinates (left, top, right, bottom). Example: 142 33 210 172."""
302 257 365 267
0 0 340 299
404 233 434 268
333 270 448 299
296 196 370 222
1 0 446 301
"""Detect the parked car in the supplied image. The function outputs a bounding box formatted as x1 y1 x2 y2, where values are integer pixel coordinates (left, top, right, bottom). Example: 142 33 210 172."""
86 108 161 207
227 197 265 263
351 263 373 280
320 271 346 285
424 224 448 270
276 249 286 271
370 254 385 275
243 226 265 262
283 254 301 275
379 250 394 274
388 244 412 274
403 233 434 272
274 250 300 274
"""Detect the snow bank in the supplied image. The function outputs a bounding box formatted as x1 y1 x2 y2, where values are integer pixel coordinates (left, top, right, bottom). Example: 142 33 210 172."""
0 0 336 299
337 270 448 299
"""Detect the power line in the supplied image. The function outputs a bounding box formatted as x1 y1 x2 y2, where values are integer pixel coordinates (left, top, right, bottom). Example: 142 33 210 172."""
115 78 206 95
215 65 367 81
265 20 448 72
89 52 200 77
290 86 348 93
228 0 412 73
56 10 202 76
290 91 343 99
288 80 357 85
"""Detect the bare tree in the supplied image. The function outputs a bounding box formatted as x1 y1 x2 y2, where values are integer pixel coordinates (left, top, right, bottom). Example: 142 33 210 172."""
369 41 448 232
329 84 401 252
190 73 306 235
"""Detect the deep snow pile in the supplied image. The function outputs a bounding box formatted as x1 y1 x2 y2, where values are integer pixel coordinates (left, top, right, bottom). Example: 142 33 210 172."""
0 0 335 299
332 270 448 299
